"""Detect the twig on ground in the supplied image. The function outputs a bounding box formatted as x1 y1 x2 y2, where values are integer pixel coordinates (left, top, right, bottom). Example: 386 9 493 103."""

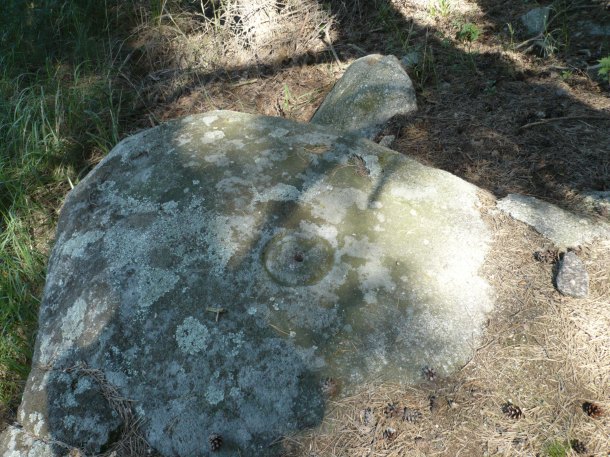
347 43 367 55
323 27 342 66
519 116 610 130
515 33 544 50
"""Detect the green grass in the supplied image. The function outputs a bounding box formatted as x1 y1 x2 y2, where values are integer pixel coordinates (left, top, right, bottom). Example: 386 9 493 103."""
0 0 135 412
375 1 415 54
429 0 452 18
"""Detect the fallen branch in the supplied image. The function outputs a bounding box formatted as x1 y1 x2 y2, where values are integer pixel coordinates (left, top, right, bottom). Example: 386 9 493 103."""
519 115 610 130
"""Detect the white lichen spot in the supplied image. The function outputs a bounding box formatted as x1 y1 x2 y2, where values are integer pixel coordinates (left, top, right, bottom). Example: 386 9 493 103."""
303 185 368 224
175 317 210 355
229 331 245 356
253 156 271 169
61 297 87 340
60 230 104 258
201 115 219 126
247 306 257 315
269 128 289 138
410 209 417 216
377 213 386 223
204 152 230 166
28 412 45 435
299 221 338 247
227 139 245 149
370 201 383 209
161 201 178 213
200 130 225 144
205 384 225 405
192 180 200 185
254 183 300 203
63 392 78 408
74 377 93 394
176 133 193 146
205 214 257 273
229 387 242 398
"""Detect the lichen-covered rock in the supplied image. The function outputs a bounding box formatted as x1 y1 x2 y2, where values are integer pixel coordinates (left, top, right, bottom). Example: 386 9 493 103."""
556 251 589 298
1 110 492 456
0 426 58 457
497 194 610 249
311 54 417 139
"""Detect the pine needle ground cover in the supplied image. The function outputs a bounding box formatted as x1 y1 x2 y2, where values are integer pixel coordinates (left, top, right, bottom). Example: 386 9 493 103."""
1 0 609 455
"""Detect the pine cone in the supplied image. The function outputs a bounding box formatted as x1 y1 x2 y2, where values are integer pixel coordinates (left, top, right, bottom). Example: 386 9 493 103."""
533 249 558 263
383 403 399 418
209 434 223 452
570 439 587 454
428 394 437 412
383 427 397 441
359 407 374 426
501 402 523 419
421 366 436 381
402 407 422 423
582 401 603 418
320 377 340 398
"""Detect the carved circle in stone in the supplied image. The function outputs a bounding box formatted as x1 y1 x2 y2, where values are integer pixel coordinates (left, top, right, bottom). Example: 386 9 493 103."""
263 232 334 286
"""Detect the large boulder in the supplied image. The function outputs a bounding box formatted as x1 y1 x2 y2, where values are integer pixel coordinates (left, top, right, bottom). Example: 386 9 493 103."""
1 110 492 456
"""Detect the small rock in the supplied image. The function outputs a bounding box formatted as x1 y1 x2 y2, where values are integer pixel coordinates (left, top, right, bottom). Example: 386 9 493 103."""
555 251 589 298
520 7 551 35
577 20 610 37
400 50 421 68
378 135 395 148
311 54 417 139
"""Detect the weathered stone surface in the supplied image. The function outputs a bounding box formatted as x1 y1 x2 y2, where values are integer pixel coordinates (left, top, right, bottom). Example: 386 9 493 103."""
0 426 57 457
556 251 589 298
311 54 417 139
497 194 610 249
520 7 551 35
2 110 492 456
